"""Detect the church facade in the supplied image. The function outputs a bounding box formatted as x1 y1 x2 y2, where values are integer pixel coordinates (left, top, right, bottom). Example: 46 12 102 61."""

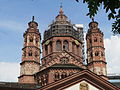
0 6 119 90
17 6 120 90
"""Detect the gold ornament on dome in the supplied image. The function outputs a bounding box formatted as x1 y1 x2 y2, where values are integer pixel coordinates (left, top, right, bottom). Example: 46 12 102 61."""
80 82 89 90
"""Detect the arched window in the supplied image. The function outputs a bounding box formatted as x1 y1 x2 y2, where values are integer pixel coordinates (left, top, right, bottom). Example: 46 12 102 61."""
23 51 26 57
38 77 42 85
36 38 39 44
95 51 99 56
90 52 93 57
28 50 32 56
77 45 79 55
100 38 102 42
61 72 67 79
29 37 33 42
41 76 44 86
63 40 69 51
89 39 92 43
55 72 59 81
72 42 75 53
101 52 104 56
35 51 38 58
45 74 48 85
50 42 53 53
94 37 97 42
45 45 48 55
56 40 62 51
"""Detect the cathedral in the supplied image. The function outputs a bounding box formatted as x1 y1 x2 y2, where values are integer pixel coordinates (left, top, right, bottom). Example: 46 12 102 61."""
0 6 120 90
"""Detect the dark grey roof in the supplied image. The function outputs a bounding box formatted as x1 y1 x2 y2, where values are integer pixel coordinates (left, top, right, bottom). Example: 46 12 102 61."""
108 75 120 80
0 80 120 89
111 82 120 88
50 64 83 70
0 82 40 90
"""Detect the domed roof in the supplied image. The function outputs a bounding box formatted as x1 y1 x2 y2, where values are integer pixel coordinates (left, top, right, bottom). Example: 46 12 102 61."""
28 16 38 28
43 6 82 41
89 17 98 29
23 16 40 37
55 5 68 22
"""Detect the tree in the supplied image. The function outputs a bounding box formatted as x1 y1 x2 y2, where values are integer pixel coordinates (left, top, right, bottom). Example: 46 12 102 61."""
76 0 120 34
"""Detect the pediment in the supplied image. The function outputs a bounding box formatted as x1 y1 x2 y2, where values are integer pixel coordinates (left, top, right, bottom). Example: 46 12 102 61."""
40 70 120 90
41 50 85 70
65 81 99 90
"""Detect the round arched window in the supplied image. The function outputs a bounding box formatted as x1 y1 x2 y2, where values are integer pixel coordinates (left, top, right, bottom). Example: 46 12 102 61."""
94 37 97 42
95 51 99 56
63 40 69 51
35 51 38 58
28 50 32 56
56 40 62 51
29 37 33 42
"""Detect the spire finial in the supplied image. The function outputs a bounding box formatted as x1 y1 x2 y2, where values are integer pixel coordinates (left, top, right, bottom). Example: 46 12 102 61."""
59 2 63 15
92 17 94 22
32 16 35 21
60 2 62 8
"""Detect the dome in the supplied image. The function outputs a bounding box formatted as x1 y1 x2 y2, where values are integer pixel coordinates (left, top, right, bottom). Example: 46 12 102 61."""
55 5 68 22
89 18 98 29
28 16 38 28
43 6 81 41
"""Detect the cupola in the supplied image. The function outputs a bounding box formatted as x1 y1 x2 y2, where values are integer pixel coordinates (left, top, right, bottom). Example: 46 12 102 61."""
89 17 98 29
28 16 38 29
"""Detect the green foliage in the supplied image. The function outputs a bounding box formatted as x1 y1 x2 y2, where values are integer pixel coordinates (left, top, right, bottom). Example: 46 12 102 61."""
76 0 120 34
112 9 120 34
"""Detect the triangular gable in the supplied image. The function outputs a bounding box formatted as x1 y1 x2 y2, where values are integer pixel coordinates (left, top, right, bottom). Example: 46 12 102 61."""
40 70 120 90
41 50 85 70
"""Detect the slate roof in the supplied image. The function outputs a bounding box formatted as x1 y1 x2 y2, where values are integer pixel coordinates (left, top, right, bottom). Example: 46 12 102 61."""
50 64 84 69
0 82 40 90
0 80 120 90
112 82 120 88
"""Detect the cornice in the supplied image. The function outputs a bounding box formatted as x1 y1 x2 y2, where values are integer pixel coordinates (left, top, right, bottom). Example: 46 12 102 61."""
18 74 34 78
87 46 105 51
22 46 40 51
42 35 83 45
87 60 107 66
20 60 40 65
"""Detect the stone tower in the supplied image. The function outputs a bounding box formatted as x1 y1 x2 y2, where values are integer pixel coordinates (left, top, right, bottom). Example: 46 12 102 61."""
86 19 107 78
18 16 41 83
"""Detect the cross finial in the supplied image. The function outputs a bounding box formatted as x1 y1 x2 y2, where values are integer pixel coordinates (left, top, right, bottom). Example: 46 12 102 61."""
32 16 35 21
92 17 94 22
60 2 62 8
59 1 64 14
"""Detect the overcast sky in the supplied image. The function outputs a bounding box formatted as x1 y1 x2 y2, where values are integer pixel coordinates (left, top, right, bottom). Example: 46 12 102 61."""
0 0 120 82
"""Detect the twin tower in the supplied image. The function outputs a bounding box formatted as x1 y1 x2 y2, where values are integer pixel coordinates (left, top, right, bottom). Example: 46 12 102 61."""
18 7 107 84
